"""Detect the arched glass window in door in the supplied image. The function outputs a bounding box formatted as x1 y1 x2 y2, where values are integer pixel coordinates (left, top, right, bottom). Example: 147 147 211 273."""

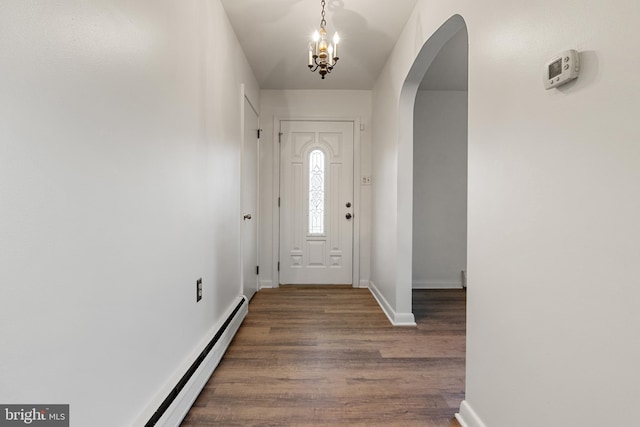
308 149 325 235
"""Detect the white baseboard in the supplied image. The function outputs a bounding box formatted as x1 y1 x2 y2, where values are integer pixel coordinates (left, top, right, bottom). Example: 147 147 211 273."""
413 280 463 289
455 400 487 427
134 296 248 427
358 279 370 288
259 279 275 289
368 281 416 327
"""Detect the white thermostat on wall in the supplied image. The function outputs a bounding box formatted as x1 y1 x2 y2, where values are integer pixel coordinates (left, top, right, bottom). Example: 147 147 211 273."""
544 49 580 89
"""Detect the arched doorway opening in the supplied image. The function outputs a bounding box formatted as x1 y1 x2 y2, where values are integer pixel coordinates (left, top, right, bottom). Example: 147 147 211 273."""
396 14 469 320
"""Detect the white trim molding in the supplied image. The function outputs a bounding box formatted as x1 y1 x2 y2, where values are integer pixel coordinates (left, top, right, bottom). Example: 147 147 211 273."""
134 296 248 427
455 400 487 427
358 279 370 289
259 279 275 289
368 281 416 326
413 280 463 289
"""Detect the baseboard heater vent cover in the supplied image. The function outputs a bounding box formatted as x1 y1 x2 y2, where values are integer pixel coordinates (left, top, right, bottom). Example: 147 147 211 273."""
145 297 246 426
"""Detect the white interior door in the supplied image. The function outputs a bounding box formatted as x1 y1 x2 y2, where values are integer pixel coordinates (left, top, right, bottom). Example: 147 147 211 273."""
279 120 354 285
241 97 259 300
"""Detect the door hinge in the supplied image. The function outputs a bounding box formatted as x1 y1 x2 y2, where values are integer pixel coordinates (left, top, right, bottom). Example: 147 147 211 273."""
278 197 280 207
257 129 262 139
278 132 283 143
277 262 280 272
256 265 259 275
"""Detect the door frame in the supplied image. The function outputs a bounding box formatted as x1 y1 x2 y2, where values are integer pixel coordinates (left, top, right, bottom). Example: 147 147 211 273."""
240 85 260 300
271 116 362 288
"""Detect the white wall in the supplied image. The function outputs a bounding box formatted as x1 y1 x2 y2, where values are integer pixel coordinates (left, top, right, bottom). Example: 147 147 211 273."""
372 0 640 425
413 90 467 289
0 1 258 426
258 90 372 288
371 68 401 315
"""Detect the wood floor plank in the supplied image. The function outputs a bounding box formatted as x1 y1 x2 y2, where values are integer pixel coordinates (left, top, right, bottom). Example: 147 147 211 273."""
181 287 465 426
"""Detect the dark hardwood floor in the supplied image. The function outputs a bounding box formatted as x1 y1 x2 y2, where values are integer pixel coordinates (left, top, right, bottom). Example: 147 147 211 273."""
181 286 466 426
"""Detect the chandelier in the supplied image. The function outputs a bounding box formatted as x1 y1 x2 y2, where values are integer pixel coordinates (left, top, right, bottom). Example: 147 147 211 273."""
308 0 339 79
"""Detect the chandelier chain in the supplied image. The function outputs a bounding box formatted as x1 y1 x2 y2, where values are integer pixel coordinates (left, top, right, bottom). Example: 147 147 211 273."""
320 0 326 28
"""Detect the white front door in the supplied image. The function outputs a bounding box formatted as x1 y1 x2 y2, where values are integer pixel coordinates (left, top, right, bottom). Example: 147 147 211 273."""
279 120 354 285
241 97 259 300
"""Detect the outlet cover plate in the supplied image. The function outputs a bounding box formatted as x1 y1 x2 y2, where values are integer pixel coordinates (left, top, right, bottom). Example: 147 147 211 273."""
196 278 202 302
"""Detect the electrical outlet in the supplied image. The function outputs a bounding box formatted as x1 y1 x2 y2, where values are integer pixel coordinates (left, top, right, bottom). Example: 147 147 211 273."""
196 278 202 302
362 175 372 185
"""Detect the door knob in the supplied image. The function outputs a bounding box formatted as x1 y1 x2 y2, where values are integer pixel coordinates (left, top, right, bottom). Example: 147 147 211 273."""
243 214 252 220
345 213 352 220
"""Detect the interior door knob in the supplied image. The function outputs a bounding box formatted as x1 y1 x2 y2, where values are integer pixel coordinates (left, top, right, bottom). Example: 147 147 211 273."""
243 214 252 220
345 213 352 220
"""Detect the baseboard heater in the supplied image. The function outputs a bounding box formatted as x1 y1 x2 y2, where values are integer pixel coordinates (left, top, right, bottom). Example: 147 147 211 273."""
144 298 246 427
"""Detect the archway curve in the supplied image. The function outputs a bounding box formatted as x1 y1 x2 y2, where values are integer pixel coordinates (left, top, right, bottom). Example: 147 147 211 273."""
396 14 468 320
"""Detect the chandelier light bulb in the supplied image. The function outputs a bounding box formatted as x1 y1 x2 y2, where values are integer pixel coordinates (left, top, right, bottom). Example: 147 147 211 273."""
312 30 320 55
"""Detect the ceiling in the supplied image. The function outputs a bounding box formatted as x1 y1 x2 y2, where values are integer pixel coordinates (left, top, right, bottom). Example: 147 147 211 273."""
220 0 419 90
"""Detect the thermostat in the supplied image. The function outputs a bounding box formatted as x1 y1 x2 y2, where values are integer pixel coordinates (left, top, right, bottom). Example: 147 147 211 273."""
544 49 580 89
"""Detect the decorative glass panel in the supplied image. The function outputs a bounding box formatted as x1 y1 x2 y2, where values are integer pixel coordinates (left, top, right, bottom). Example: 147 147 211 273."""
308 149 325 235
